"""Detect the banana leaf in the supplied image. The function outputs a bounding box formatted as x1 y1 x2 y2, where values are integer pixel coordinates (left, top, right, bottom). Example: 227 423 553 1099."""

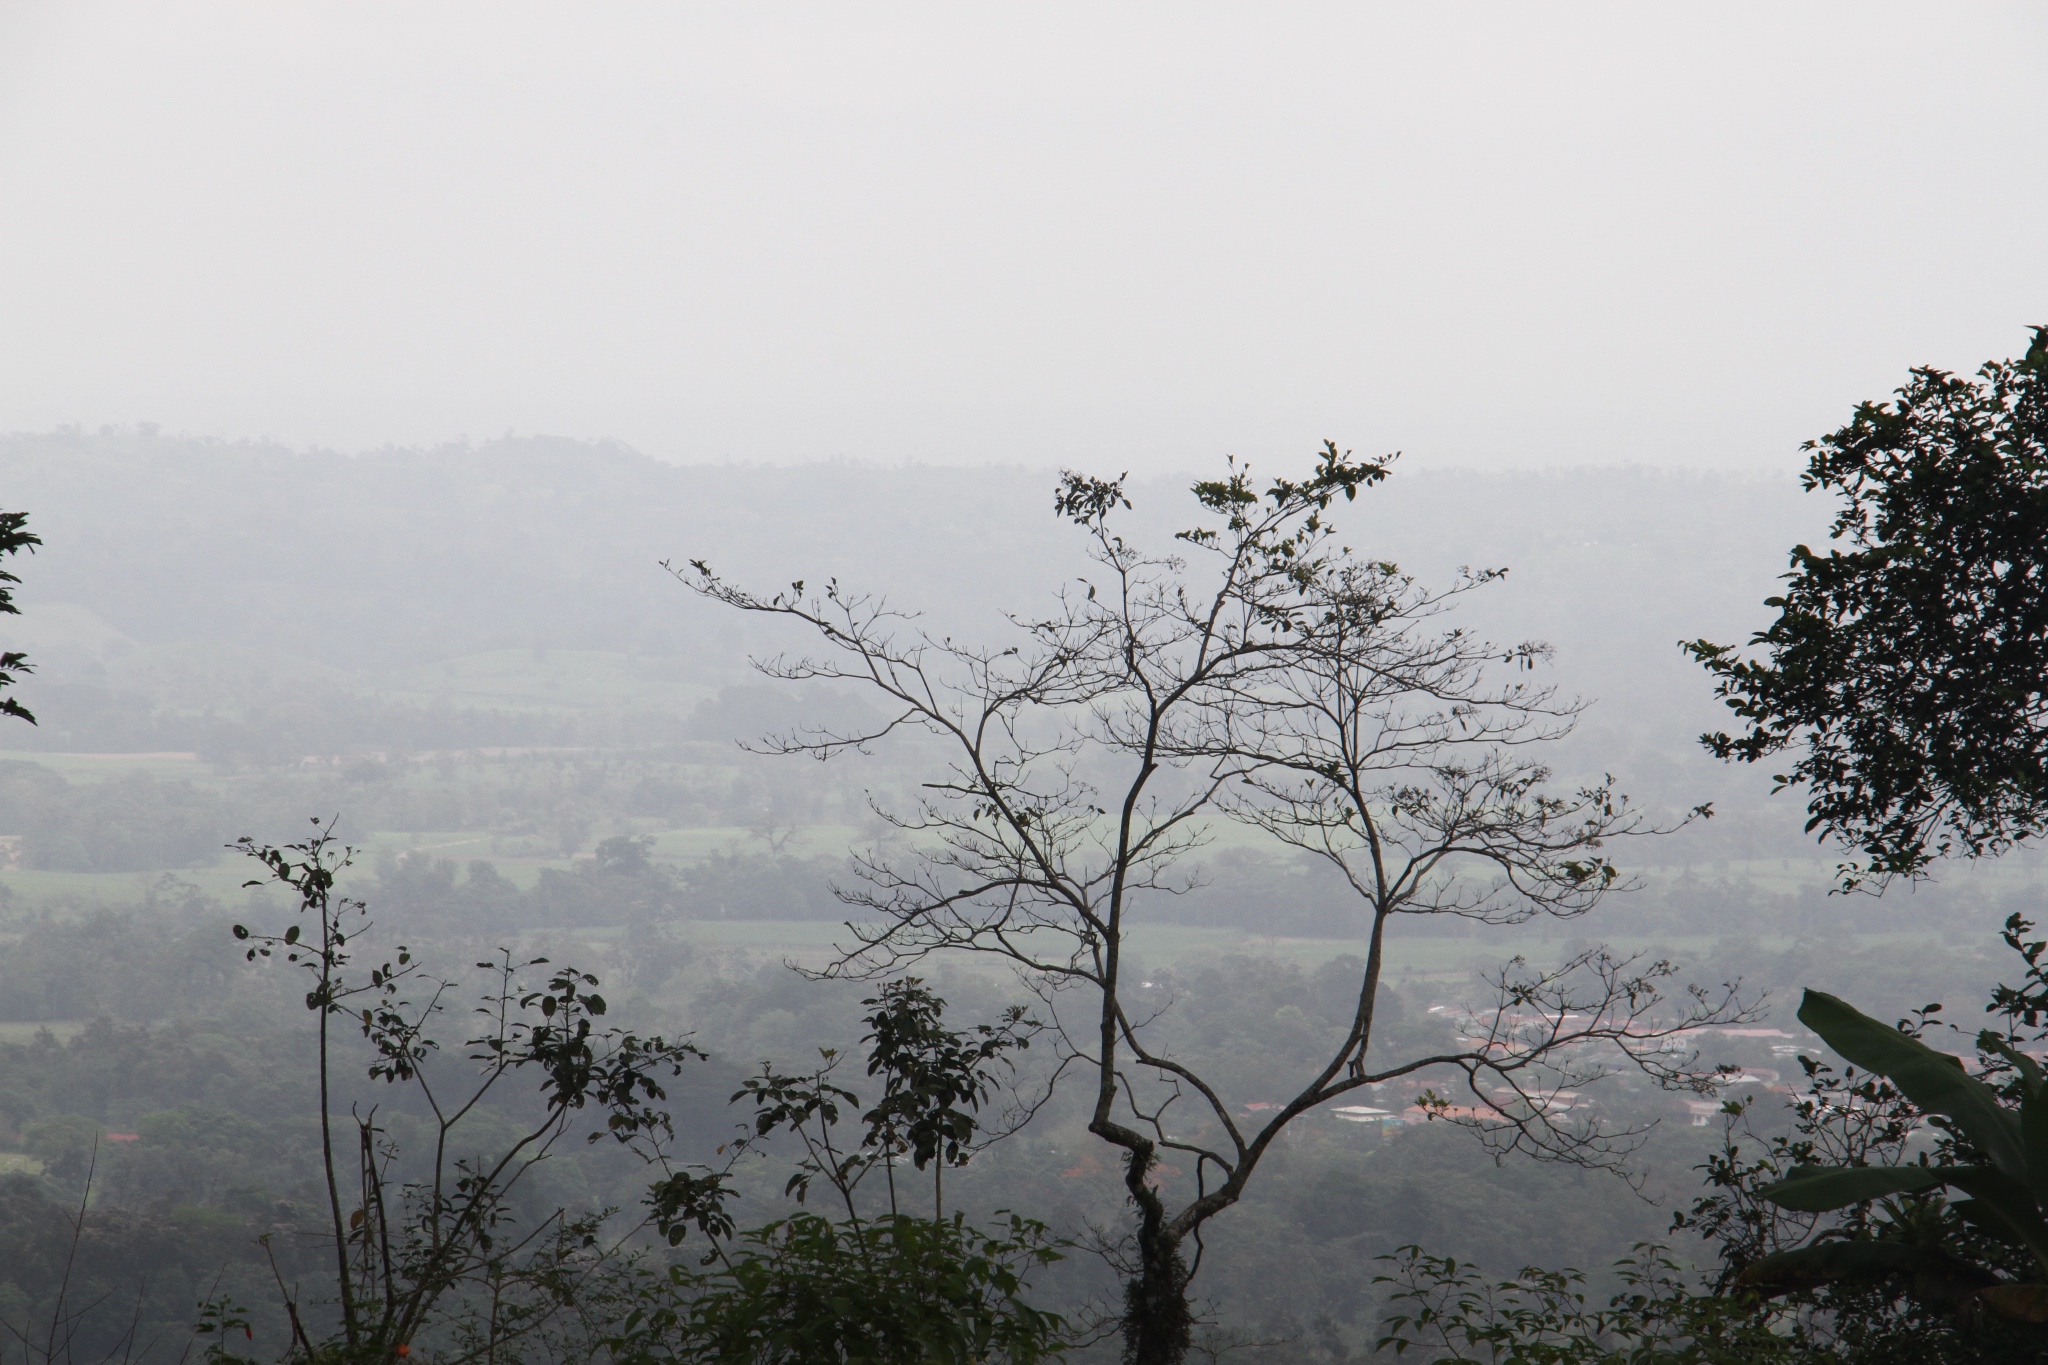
1799 990 2025 1178
1980 1282 2048 1323
1741 1240 1958 1293
1944 1166 2048 1263
1761 1163 1955 1212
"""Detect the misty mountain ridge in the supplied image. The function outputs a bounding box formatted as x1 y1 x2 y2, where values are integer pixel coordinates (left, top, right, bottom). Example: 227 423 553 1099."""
0 426 1817 679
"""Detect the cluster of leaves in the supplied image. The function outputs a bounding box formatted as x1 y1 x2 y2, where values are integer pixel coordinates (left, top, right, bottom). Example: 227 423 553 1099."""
1730 992 2048 1313
1678 915 2048 1354
1666 1044 2032 1361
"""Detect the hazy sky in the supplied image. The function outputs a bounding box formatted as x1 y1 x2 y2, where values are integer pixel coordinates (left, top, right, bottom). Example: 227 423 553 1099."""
1 3 2042 474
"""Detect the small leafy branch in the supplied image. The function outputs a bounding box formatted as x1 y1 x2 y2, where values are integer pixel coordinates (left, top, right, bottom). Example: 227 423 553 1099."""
192 1294 258 1365
232 818 706 1363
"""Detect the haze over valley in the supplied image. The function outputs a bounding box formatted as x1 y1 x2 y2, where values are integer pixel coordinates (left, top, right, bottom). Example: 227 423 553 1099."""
3 5 2046 1361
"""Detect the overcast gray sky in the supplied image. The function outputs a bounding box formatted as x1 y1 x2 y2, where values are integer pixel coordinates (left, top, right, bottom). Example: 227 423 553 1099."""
0 2 2042 474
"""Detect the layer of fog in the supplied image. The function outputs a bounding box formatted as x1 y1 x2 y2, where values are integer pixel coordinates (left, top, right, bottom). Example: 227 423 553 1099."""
1 4 2043 470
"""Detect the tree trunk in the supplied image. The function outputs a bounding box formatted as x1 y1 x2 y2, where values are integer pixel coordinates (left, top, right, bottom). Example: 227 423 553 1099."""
1121 1208 1194 1365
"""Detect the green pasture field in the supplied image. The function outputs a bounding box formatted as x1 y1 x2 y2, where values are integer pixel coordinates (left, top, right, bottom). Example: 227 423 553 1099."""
0 750 209 782
643 917 1955 988
0 1021 89 1044
14 722 2036 918
0 864 259 905
381 649 714 716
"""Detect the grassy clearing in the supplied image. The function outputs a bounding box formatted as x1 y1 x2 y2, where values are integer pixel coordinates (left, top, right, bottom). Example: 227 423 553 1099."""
647 920 1953 988
0 865 258 905
381 649 713 715
0 1021 88 1044
0 750 208 782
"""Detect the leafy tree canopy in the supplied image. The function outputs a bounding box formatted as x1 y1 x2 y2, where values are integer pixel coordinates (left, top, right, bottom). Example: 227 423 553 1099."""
1686 327 2048 890
0 508 36 725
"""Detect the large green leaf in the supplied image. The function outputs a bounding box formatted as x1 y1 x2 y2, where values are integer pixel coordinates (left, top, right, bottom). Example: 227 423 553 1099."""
2026 1072 2048 1211
1761 1163 1954 1212
1980 1282 2048 1323
1798 989 2025 1177
1946 1167 2048 1269
1980 1033 2048 1209
1952 1198 2027 1247
1740 1240 1954 1293
1983 1034 2046 1095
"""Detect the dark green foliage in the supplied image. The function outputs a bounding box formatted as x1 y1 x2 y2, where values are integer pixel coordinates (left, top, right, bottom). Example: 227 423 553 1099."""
0 507 37 726
673 850 844 923
0 1015 328 1360
0 895 240 1023
0 1017 308 1152
858 981 1036 1200
1686 327 2048 890
1719 918 2048 1334
609 1213 1067 1365
632 979 1069 1364
527 841 688 927
1359 917 2048 1363
1375 1244 1806 1364
1668 920 2048 1359
0 1174 273 1364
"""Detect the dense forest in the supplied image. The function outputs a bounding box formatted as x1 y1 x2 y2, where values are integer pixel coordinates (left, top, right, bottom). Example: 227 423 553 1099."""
1 396 2046 1362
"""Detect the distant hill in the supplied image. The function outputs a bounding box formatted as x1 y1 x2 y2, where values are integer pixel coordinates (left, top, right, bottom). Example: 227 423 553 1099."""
0 430 1827 810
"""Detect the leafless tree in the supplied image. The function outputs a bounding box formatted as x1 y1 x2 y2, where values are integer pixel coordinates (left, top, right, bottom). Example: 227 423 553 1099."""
673 442 1752 1365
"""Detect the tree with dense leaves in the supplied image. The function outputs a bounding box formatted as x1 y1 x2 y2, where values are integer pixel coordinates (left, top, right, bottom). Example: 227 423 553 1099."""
1685 328 2048 891
0 508 38 725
